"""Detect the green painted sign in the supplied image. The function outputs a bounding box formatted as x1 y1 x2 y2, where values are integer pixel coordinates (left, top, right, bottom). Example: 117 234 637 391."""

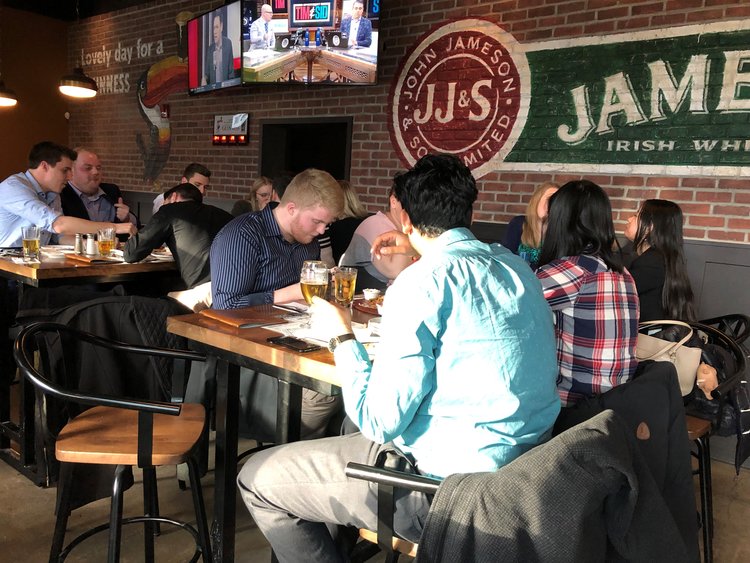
505 21 750 175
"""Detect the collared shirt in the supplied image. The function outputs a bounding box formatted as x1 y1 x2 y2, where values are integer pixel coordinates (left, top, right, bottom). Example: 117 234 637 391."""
210 203 319 309
0 171 61 247
250 18 274 49
536 254 639 407
334 228 561 478
69 183 115 223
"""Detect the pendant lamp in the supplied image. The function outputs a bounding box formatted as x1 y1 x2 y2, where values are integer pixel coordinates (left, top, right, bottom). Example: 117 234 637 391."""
59 67 98 98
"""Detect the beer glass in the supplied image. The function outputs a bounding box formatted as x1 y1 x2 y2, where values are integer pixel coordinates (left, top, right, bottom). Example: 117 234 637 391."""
332 267 357 307
97 227 116 257
300 260 328 305
21 226 40 262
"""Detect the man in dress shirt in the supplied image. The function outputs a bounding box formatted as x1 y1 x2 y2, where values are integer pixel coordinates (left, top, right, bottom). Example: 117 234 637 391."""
208 168 344 441
236 154 560 561
0 141 136 248
124 183 232 289
60 148 137 226
151 162 211 216
340 0 372 48
203 12 236 85
250 4 275 49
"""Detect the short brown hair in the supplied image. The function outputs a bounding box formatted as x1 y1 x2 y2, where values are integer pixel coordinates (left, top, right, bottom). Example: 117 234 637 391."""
281 169 343 216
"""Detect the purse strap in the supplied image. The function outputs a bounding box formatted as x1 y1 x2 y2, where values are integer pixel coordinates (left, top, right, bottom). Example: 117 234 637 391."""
638 320 694 348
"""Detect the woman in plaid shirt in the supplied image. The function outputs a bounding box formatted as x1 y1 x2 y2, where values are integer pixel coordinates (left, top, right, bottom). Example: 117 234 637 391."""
535 180 639 407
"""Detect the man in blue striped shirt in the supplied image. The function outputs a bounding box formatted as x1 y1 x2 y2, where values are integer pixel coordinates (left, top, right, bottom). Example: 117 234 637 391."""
210 168 343 309
208 168 345 441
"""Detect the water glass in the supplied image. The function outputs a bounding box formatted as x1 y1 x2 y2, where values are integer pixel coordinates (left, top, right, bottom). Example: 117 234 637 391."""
21 226 40 262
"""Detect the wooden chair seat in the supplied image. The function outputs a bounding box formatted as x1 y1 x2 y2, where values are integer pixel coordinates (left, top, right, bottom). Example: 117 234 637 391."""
359 528 418 558
56 403 205 466
686 415 712 441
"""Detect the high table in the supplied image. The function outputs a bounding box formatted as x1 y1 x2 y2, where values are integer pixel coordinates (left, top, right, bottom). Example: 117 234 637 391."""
0 253 179 484
167 305 373 563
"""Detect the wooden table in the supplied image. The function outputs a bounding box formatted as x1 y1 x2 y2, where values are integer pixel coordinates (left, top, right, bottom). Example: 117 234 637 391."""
167 305 372 563
0 253 178 484
0 254 177 287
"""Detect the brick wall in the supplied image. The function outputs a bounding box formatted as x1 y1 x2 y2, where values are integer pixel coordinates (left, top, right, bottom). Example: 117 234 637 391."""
66 0 750 243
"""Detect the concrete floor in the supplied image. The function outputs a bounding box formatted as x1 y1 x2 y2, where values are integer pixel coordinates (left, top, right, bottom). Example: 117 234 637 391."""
2 438 749 562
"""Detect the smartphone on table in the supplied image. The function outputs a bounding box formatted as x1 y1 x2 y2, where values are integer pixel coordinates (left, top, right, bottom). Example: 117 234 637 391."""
267 335 322 353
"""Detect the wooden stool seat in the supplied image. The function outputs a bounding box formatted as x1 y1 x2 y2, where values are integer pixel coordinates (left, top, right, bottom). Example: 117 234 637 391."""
359 528 418 558
686 415 712 441
56 403 205 466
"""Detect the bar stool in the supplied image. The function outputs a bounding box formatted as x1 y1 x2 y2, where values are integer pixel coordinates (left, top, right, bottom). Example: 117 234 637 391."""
14 322 212 562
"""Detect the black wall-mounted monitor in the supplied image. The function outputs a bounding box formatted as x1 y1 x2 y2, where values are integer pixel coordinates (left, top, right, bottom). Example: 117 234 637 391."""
187 0 243 94
241 0 381 86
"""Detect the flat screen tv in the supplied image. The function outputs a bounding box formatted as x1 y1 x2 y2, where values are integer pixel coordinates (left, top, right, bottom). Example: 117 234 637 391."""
187 1 244 94
241 0 381 85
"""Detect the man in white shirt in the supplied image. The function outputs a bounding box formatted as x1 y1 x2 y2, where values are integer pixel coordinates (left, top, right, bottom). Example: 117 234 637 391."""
151 162 211 216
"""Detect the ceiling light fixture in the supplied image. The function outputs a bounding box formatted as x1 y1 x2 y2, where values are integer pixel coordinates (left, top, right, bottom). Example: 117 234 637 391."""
0 74 17 108
58 67 98 98
58 0 97 99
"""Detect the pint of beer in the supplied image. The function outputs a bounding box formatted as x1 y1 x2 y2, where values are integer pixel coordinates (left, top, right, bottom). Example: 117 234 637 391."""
332 267 357 307
300 260 328 305
22 226 40 262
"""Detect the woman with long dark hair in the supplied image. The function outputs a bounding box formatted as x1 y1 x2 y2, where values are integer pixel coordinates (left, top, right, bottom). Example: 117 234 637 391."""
536 180 639 407
624 199 695 322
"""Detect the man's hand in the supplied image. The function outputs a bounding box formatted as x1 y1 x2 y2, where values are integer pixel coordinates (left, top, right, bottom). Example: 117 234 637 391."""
309 296 352 341
114 222 137 237
371 230 417 260
114 197 130 222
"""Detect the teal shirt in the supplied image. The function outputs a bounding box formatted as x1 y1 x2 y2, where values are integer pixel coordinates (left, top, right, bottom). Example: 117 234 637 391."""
334 228 560 478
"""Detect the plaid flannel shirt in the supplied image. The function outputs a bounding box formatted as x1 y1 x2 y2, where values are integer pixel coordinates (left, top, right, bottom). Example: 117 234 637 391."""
536 254 639 407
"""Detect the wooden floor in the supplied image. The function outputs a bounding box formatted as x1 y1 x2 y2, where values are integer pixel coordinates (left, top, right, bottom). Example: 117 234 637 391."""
1 451 749 561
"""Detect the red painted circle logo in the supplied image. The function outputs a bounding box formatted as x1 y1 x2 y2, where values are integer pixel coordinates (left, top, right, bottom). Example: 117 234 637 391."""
389 19 530 178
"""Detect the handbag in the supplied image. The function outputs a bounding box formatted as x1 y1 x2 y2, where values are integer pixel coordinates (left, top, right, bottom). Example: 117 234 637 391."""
636 320 702 396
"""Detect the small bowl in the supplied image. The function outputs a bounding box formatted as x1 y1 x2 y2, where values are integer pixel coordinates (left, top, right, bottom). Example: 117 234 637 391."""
363 288 382 302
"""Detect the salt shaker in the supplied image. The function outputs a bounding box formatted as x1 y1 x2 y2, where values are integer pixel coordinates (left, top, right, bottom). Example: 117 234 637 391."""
74 233 83 254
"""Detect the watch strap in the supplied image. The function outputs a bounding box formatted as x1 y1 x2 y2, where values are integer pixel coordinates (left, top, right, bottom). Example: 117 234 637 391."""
329 332 356 352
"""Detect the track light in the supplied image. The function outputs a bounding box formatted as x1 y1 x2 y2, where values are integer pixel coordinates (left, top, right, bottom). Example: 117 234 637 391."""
59 67 98 99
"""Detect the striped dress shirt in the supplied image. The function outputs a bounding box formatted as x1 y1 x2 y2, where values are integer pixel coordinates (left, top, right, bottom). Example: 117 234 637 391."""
210 203 319 309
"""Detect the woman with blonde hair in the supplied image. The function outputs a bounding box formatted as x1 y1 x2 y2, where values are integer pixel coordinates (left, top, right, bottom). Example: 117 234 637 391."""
231 176 277 216
327 180 370 264
502 181 558 269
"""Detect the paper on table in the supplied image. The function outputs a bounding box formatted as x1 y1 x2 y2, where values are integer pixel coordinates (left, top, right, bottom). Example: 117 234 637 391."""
266 320 380 345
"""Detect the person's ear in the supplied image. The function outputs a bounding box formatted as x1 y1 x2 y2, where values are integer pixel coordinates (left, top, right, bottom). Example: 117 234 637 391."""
400 209 413 235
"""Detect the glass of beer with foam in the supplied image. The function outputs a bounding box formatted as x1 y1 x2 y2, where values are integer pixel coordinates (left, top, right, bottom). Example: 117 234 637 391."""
22 226 40 262
97 227 116 257
300 260 328 304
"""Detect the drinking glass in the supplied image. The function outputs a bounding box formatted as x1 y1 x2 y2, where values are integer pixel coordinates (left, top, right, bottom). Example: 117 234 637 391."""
97 227 116 257
300 260 328 305
332 267 357 307
21 226 41 262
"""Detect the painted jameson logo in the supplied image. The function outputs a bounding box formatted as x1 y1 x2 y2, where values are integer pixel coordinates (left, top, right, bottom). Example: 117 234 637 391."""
390 18 750 178
389 19 530 178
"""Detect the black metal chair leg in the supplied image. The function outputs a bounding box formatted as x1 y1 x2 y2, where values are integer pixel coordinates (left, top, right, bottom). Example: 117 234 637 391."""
695 437 712 563
142 467 157 563
187 456 212 561
108 465 127 563
49 462 73 563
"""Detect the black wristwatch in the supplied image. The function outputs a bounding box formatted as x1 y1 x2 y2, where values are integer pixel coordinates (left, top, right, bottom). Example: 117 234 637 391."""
328 333 356 353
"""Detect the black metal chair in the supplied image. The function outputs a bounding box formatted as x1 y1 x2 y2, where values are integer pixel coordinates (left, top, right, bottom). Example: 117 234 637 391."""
345 462 440 562
641 320 748 563
14 322 212 563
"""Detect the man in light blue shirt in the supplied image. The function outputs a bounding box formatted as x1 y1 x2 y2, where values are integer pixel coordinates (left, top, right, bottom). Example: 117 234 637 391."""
0 141 137 247
249 3 274 49
237 154 560 562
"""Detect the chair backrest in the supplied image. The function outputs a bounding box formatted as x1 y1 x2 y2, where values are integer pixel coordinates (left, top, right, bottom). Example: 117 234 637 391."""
13 322 203 415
